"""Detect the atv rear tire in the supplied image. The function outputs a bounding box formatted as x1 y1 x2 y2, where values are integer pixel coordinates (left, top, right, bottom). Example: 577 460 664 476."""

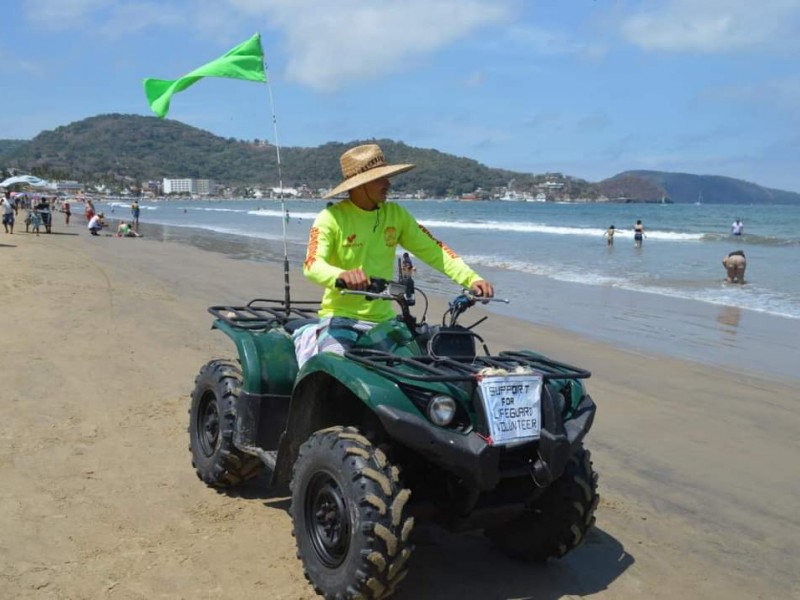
486 446 598 562
291 426 414 600
189 360 263 488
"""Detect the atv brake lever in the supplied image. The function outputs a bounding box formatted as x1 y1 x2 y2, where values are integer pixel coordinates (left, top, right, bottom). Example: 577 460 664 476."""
462 290 511 304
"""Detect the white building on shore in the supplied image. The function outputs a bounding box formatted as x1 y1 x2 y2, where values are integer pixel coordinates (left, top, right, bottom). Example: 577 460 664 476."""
162 178 215 196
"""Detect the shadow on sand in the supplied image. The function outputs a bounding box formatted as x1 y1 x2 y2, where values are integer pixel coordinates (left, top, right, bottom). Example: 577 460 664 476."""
401 525 632 599
232 478 633 599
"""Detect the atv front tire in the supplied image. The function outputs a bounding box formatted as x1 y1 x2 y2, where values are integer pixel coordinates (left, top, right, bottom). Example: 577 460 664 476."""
291 426 414 600
189 359 263 487
486 446 598 562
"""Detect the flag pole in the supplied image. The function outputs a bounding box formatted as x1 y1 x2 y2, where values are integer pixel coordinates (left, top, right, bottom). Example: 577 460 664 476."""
263 57 292 316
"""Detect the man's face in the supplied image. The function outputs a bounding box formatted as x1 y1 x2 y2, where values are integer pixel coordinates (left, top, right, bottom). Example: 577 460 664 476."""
362 176 390 203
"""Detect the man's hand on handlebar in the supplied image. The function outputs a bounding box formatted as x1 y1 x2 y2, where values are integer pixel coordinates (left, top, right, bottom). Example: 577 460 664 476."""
337 269 370 291
470 279 494 301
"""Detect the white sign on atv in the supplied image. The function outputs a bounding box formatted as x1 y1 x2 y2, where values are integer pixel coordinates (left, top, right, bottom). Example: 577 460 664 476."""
478 374 542 445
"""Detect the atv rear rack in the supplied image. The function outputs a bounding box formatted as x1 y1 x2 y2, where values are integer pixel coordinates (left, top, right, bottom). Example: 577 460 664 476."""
345 348 591 383
209 298 320 331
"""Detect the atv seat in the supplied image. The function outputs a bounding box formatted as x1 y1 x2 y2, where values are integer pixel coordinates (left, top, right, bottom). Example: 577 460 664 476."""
284 317 318 334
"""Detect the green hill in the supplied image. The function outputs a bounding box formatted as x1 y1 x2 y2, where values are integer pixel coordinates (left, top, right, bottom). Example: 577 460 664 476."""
0 114 532 197
2 113 799 204
616 170 800 205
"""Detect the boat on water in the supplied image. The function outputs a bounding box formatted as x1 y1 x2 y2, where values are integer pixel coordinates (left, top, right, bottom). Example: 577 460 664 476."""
526 192 547 203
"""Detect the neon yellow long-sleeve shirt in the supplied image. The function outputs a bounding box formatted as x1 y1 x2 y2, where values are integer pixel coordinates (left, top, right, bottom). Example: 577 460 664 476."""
304 200 483 322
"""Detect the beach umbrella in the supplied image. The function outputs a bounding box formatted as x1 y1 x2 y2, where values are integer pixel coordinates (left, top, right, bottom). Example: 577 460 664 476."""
1 175 55 189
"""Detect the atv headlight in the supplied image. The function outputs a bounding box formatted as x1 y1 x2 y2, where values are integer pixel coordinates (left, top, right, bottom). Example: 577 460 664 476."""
427 395 456 426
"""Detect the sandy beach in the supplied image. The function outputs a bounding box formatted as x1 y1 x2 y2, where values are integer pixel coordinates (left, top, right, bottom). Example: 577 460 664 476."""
1 227 798 600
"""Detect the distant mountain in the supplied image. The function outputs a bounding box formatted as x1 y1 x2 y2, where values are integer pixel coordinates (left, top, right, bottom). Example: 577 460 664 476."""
0 139 27 159
602 170 800 205
2 114 798 204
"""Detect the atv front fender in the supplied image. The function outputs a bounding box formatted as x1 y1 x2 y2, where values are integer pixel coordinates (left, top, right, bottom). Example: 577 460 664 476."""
271 352 428 487
296 351 428 413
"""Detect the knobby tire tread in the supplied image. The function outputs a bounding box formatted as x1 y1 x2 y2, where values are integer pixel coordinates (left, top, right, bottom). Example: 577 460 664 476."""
291 426 414 600
189 359 263 488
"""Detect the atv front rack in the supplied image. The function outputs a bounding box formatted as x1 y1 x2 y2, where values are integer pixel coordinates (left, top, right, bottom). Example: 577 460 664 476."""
209 298 320 331
345 349 591 383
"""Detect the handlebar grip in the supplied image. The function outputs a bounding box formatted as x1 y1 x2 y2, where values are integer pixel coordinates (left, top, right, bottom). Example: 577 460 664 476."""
334 277 386 293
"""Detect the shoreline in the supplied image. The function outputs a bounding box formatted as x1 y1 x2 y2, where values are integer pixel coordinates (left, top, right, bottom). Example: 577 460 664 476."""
129 218 800 383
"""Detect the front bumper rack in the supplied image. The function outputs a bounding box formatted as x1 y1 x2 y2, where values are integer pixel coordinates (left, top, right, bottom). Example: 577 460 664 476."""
345 348 591 383
348 348 594 491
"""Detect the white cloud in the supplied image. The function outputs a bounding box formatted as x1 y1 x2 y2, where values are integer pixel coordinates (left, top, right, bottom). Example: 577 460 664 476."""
0 49 44 76
227 0 513 91
23 0 109 30
507 24 606 60
23 0 514 90
707 76 800 120
464 70 484 87
620 0 800 53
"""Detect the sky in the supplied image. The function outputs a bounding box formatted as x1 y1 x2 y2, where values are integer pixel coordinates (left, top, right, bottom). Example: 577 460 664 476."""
2 0 800 192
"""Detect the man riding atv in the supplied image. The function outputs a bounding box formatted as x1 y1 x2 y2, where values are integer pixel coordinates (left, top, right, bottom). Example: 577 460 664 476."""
189 143 598 600
297 143 494 363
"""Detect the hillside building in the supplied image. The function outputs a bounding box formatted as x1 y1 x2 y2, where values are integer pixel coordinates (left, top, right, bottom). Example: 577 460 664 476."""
162 178 215 196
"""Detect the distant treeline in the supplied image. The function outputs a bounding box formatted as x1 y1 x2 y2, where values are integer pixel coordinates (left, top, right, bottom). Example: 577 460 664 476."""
1 114 798 204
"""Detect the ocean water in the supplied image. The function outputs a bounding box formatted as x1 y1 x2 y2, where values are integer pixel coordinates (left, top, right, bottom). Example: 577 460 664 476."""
101 198 800 380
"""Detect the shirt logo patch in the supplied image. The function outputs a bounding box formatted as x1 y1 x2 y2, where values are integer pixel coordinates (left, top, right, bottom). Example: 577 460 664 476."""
384 227 398 247
343 233 362 248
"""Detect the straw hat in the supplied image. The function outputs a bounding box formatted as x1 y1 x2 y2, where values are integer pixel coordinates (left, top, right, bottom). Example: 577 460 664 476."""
324 144 414 199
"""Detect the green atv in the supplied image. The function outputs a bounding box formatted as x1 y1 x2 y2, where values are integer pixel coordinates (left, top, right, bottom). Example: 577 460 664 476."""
189 276 599 599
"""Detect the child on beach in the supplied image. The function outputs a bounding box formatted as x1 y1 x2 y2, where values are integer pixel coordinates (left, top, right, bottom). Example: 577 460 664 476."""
29 209 42 236
604 225 615 246
117 221 140 237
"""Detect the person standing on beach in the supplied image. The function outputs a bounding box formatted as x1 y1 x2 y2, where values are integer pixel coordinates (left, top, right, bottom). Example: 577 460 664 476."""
603 225 615 246
400 252 417 279
722 250 746 284
2 193 15 234
85 199 95 221
131 200 140 232
634 220 646 247
298 143 493 363
63 201 71 225
731 218 743 236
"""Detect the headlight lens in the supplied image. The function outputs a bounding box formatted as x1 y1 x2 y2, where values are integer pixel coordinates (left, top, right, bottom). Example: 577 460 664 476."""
427 395 456 426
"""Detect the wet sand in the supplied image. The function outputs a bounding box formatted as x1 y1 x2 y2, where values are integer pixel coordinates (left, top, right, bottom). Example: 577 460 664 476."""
1 228 798 599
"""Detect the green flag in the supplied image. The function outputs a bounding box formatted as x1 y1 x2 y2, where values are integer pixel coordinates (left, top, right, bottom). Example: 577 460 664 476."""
143 33 266 118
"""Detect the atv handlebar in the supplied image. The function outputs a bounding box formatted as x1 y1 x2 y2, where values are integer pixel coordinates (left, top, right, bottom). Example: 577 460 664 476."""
335 276 509 328
446 290 509 326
